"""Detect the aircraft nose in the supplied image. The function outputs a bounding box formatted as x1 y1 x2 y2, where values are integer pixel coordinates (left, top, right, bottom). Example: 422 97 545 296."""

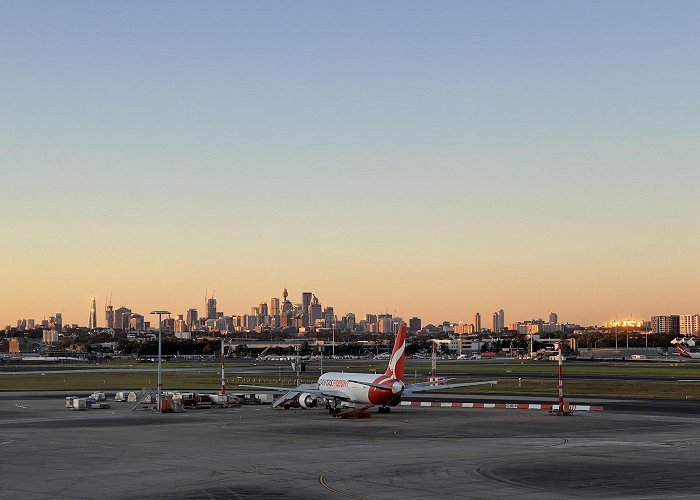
391 380 405 395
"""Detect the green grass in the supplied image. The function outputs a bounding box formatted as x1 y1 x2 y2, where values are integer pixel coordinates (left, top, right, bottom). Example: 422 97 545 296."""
1 371 698 400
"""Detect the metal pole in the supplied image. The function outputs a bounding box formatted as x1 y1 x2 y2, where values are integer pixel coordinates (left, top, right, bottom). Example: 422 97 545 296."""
157 315 162 411
220 337 225 395
150 311 170 413
332 319 336 359
557 342 565 415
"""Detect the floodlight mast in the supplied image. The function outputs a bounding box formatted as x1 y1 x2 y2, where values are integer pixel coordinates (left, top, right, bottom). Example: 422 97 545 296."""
150 310 171 412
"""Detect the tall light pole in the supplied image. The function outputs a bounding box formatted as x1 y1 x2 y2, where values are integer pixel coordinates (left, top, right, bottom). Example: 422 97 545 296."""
332 316 337 359
150 310 170 412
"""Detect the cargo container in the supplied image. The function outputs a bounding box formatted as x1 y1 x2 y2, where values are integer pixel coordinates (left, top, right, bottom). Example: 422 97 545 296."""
113 391 130 402
73 398 88 410
159 397 173 412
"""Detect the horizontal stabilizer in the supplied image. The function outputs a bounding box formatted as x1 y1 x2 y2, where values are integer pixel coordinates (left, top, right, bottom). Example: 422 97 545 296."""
404 380 497 395
348 379 394 390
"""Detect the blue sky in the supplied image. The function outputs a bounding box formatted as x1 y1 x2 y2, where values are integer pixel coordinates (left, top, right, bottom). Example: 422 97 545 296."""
1 1 699 326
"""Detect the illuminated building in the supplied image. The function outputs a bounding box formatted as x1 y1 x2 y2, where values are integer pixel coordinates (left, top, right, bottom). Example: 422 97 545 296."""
604 319 645 329
473 312 481 333
88 297 97 329
680 314 700 335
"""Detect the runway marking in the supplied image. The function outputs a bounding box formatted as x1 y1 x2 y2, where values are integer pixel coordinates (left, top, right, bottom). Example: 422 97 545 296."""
319 472 368 500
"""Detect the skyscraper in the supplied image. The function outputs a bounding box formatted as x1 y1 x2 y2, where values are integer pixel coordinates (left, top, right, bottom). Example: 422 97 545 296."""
549 312 558 325
408 317 422 333
113 306 131 330
88 297 97 329
207 297 217 320
270 297 280 327
498 309 505 332
473 312 481 333
105 304 114 329
309 296 322 328
186 308 198 331
491 312 499 333
302 292 312 327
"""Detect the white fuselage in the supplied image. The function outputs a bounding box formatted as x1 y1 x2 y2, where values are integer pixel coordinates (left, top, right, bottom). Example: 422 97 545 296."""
318 372 399 406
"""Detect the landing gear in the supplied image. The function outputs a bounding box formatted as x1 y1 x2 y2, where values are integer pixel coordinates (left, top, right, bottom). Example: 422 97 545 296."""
327 397 342 415
378 406 391 414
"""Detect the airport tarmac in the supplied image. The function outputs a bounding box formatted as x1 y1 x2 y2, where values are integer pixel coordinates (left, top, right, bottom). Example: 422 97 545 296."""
1 395 699 499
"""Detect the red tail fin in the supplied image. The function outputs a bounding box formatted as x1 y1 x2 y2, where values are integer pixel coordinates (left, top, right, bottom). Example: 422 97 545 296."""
384 324 406 380
677 344 691 358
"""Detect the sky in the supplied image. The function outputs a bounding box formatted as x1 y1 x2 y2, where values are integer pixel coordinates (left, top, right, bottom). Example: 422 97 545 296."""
1 1 699 328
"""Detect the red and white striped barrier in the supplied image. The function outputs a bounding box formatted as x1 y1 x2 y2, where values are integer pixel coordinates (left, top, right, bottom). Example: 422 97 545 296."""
399 401 603 412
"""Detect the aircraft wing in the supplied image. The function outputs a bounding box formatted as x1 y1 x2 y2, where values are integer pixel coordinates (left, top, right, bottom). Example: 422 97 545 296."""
403 380 497 395
239 383 321 392
239 384 350 401
239 384 298 392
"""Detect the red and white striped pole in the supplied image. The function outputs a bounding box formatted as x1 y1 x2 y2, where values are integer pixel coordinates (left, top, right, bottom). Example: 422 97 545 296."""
220 338 226 395
557 341 567 415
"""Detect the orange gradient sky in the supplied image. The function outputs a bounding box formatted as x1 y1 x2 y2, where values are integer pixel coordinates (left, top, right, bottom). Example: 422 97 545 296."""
2 2 699 327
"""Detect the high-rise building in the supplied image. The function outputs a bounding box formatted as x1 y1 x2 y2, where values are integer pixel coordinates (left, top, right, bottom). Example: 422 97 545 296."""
270 297 280 316
258 302 269 326
498 309 505 332
473 312 481 333
113 307 132 330
105 304 114 329
206 298 217 320
549 312 558 325
128 313 144 331
378 314 393 334
309 296 322 328
270 297 280 327
324 307 335 329
53 313 62 330
491 312 499 333
346 313 356 331
88 297 97 329
651 315 680 335
408 317 422 333
174 314 188 333
302 292 312 327
680 314 700 335
186 309 198 331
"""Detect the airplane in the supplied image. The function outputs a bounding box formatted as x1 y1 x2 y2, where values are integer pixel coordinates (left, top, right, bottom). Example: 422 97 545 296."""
242 324 497 415
676 344 700 359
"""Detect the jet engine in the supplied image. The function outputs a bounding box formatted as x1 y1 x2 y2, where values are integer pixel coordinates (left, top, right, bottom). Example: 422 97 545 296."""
391 380 405 395
298 393 318 409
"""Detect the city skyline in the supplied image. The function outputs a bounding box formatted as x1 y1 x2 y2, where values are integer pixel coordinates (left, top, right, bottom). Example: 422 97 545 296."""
2 2 699 328
4 285 688 331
